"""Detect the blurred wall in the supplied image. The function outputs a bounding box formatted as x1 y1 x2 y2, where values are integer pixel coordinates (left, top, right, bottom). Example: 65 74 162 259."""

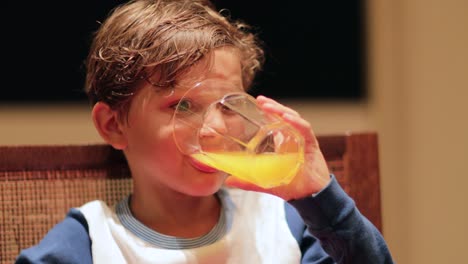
368 0 468 263
1 0 467 263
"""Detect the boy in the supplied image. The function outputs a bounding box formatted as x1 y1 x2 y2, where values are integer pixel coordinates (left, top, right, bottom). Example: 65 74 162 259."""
16 0 394 263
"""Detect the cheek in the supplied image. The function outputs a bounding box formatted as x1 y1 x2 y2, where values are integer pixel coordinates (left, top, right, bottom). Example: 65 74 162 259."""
156 135 181 161
150 126 180 158
131 127 186 181
126 121 181 162
155 146 183 175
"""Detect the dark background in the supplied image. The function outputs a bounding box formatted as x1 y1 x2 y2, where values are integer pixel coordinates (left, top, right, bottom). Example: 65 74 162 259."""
2 0 366 103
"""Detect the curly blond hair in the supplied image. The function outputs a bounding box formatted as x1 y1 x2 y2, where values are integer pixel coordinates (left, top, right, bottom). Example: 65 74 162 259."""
85 0 264 115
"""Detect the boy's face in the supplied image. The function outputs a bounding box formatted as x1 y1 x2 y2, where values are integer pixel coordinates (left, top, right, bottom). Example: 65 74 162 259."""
120 48 244 197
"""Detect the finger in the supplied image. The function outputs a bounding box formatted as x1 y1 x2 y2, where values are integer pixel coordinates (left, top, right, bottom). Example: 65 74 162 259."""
256 95 276 104
256 95 301 117
256 95 288 106
260 102 301 118
256 96 319 150
281 112 320 150
257 95 321 153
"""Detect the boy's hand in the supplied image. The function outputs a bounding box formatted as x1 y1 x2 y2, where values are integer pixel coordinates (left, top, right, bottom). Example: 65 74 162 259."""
224 95 331 201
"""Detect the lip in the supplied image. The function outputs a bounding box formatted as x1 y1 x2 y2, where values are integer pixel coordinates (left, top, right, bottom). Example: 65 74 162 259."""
189 156 219 173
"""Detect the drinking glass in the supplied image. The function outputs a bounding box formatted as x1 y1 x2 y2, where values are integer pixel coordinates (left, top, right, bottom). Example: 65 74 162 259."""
172 81 304 188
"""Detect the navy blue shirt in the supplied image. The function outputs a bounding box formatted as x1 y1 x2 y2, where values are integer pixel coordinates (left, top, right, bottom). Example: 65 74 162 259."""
16 176 394 263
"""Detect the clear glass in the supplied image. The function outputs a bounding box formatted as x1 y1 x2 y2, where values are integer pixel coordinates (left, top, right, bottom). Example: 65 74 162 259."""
172 81 304 188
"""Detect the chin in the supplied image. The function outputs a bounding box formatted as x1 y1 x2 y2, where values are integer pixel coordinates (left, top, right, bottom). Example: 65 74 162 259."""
186 172 228 197
179 156 228 196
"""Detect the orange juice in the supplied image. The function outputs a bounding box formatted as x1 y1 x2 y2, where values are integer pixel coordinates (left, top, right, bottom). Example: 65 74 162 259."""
191 151 303 188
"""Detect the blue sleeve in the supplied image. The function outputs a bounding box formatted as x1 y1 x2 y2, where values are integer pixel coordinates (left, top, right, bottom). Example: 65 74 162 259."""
286 175 394 264
15 208 93 264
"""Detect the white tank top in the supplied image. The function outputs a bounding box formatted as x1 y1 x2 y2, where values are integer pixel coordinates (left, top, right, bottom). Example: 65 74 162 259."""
79 188 301 264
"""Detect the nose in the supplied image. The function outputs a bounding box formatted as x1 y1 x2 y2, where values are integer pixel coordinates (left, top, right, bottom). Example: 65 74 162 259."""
200 108 228 137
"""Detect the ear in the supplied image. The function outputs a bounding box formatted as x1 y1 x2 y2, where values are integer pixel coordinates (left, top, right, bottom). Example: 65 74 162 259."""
91 102 128 150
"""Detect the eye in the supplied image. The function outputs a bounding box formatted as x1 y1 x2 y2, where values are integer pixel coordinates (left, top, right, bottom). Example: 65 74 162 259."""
218 103 237 115
222 94 248 109
171 99 193 113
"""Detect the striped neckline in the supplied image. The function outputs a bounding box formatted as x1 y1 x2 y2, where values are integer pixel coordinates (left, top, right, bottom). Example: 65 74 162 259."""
115 190 230 249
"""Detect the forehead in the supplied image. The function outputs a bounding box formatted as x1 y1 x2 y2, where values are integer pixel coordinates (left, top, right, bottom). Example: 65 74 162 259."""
175 79 245 107
162 48 245 98
131 48 245 106
176 48 244 88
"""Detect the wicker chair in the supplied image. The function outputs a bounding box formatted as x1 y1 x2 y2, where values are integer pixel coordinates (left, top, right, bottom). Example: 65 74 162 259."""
0 132 382 263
